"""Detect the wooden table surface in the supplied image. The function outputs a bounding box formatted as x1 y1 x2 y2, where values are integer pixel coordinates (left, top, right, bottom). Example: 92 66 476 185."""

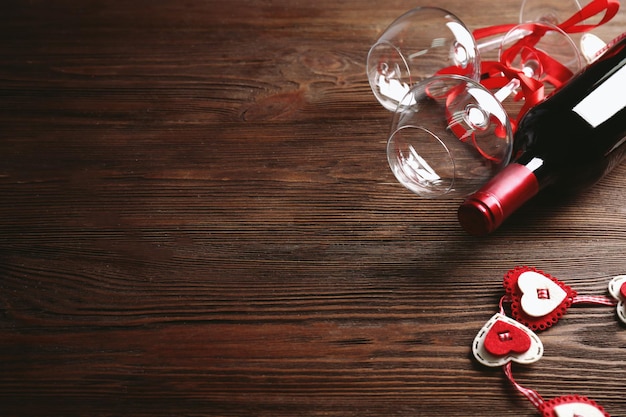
2 1 626 415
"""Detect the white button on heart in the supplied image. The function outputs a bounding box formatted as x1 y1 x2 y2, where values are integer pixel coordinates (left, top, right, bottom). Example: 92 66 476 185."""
518 271 568 318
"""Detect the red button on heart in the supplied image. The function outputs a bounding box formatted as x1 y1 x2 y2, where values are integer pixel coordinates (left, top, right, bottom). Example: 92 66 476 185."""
484 319 532 357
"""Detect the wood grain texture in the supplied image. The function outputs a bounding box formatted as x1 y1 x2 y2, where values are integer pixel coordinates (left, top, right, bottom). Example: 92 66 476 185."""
1 1 626 416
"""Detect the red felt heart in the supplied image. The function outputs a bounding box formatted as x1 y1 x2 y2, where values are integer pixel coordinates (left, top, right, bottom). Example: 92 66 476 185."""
620 282 626 300
539 394 608 417
503 266 576 331
483 319 532 357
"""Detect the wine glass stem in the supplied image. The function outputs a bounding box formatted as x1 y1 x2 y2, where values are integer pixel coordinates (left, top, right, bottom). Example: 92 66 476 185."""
494 78 521 102
477 28 530 54
477 36 505 53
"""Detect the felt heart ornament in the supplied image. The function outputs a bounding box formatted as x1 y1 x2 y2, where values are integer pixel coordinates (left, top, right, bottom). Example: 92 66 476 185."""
504 267 576 331
607 275 626 300
608 275 626 324
539 395 609 417
473 313 543 367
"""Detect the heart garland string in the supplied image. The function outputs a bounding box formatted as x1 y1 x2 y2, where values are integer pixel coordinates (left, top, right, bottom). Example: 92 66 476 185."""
473 266 626 416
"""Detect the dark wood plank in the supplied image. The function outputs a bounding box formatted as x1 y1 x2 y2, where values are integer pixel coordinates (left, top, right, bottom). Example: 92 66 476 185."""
1 1 626 416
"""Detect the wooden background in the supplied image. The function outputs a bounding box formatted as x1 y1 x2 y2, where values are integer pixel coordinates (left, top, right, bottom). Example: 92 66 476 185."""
1 1 626 415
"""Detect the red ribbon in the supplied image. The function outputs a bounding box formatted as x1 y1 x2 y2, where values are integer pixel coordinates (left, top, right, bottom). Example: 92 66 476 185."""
473 0 620 40
558 0 620 33
476 0 621 126
437 0 620 148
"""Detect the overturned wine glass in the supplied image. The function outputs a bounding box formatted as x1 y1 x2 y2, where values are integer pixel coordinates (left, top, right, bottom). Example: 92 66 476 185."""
368 8 514 197
386 75 516 198
366 7 480 112
519 0 612 62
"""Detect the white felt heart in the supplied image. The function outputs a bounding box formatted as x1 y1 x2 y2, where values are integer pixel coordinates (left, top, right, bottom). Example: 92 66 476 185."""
518 271 567 318
553 401 606 417
472 313 543 367
608 275 626 325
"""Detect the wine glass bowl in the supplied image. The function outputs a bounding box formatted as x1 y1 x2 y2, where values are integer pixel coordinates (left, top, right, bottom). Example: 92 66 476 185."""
519 0 589 26
387 75 513 198
518 0 619 63
367 7 480 111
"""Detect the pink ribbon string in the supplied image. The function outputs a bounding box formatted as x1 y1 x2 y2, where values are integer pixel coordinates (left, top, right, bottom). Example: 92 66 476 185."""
499 295 513 315
503 362 545 411
572 295 617 306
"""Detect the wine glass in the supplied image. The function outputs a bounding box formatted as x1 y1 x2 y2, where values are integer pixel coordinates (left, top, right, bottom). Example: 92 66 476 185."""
519 0 614 63
366 7 480 111
386 75 514 198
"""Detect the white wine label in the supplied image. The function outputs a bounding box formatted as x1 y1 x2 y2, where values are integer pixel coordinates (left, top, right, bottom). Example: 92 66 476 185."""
573 63 626 127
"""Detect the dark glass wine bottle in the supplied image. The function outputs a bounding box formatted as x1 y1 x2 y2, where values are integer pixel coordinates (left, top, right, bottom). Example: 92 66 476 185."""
458 34 626 236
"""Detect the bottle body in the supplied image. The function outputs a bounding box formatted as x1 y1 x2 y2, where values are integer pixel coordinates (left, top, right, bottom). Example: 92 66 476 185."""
458 35 626 235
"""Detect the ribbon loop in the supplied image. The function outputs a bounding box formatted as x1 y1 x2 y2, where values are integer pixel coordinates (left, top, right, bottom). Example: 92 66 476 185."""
558 0 620 33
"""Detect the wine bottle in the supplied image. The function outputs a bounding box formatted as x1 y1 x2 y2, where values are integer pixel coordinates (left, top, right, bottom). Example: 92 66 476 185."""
458 34 626 236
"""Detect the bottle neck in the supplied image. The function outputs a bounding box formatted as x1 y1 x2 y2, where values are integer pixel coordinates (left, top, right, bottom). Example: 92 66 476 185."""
457 161 541 235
